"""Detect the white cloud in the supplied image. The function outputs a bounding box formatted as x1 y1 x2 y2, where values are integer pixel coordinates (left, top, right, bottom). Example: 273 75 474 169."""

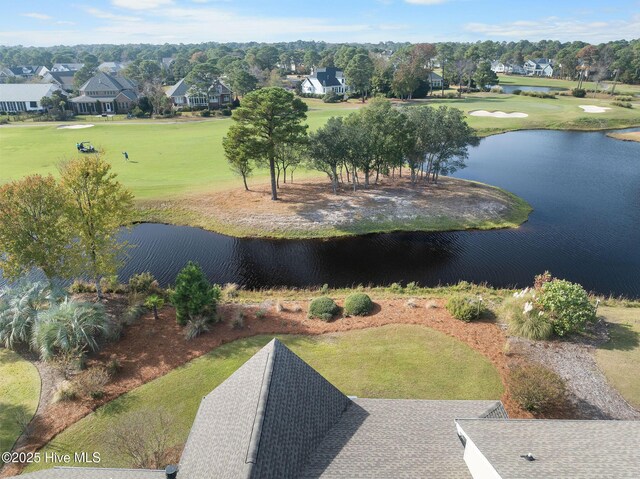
464 16 640 42
21 12 52 20
56 20 76 25
83 7 142 22
111 0 174 9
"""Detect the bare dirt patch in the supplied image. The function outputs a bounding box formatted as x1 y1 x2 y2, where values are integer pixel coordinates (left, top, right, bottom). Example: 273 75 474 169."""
139 177 529 238
1 297 529 477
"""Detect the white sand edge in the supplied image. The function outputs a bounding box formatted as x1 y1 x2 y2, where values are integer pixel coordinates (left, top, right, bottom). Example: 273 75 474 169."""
57 124 95 129
469 110 529 118
579 105 611 113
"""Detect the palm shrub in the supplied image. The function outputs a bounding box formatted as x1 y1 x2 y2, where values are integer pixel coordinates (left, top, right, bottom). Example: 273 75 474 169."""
128 272 158 295
308 297 339 321
144 295 165 320
31 299 110 361
171 262 221 326
343 293 374 316
446 296 486 322
537 279 596 337
0 280 61 349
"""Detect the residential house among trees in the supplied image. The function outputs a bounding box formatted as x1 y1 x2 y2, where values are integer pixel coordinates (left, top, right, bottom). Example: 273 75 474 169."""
41 71 75 92
12 339 639 479
301 67 350 95
70 72 138 114
524 58 554 77
98 61 130 74
0 65 48 81
166 77 233 109
50 63 84 72
0 83 65 113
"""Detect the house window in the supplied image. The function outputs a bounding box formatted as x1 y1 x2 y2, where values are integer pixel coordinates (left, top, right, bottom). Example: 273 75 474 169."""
30 101 38 108
17 102 26 111
0 102 6 111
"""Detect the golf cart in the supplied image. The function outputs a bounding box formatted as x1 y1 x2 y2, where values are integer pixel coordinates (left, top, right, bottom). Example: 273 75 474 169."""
77 141 96 153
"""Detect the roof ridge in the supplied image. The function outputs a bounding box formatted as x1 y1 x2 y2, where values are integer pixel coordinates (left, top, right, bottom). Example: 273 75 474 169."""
245 339 278 467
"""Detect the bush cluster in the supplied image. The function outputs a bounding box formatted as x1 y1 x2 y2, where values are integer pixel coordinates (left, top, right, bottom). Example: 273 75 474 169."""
509 364 566 413
611 101 633 109
505 296 554 340
343 293 373 316
572 88 587 98
308 296 340 321
519 90 556 99
128 272 158 294
446 296 486 322
537 279 596 337
322 91 342 103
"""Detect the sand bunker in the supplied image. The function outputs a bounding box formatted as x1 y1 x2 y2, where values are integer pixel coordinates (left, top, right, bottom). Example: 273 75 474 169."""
57 124 95 129
469 110 528 118
579 105 611 113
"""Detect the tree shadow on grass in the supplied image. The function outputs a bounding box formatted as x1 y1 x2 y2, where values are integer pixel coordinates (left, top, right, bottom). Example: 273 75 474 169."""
599 322 639 352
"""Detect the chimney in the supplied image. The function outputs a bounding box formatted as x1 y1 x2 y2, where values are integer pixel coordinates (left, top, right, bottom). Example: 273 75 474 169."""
165 465 178 479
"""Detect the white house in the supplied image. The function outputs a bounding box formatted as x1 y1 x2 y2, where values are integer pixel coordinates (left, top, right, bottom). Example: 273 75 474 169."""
491 61 506 73
427 71 444 88
50 63 83 72
301 67 350 95
524 58 554 77
0 83 65 113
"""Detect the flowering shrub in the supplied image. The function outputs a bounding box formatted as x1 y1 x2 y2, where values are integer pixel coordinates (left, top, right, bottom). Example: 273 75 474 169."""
505 289 553 340
537 279 596 337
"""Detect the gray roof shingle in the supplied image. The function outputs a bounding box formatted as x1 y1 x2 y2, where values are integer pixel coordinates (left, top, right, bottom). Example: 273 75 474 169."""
456 419 640 478
302 399 506 478
178 338 350 479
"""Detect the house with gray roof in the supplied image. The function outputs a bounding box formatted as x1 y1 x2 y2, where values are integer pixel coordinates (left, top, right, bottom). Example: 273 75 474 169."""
166 77 233 109
98 62 131 74
41 71 75 92
10 339 640 479
0 83 65 113
70 72 138 114
301 67 350 96
51 63 83 72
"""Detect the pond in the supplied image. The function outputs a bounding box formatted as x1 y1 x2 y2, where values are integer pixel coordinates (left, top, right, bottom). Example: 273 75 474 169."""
114 129 640 297
490 84 568 94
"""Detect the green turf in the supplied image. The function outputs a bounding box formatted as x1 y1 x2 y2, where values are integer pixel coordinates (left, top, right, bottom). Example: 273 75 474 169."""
0 348 40 458
2 95 637 201
24 324 502 471
595 306 640 409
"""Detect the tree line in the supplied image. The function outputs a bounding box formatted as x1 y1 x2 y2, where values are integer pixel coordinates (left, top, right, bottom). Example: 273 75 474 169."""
223 89 478 200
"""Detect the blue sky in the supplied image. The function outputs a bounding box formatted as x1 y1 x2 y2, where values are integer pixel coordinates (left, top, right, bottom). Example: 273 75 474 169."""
2 0 639 46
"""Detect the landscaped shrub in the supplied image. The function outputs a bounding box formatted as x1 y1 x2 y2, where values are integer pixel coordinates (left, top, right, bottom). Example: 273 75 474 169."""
222 283 240 299
184 316 210 340
489 85 503 94
612 101 633 108
405 281 419 293
122 302 145 325
128 272 158 294
520 90 556 99
100 275 125 294
31 299 111 361
614 95 634 102
75 366 110 400
144 294 165 320
388 282 403 294
53 381 77 402
69 280 96 294
446 296 486 322
344 293 374 316
505 297 554 340
322 91 341 103
572 88 586 98
172 261 221 326
512 89 522 95
509 364 566 413
308 296 340 321
537 279 596 337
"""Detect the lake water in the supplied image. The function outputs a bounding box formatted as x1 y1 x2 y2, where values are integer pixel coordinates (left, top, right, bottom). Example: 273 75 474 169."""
491 85 567 94
114 129 640 297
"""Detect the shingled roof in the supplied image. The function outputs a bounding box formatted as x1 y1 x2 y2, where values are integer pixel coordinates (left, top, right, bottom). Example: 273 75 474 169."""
456 419 640 478
16 467 164 478
178 338 350 479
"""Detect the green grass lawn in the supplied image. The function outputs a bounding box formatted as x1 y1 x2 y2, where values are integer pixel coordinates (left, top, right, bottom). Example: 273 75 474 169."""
595 307 640 409
496 74 640 95
2 95 638 201
24 324 502 471
0 348 40 458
